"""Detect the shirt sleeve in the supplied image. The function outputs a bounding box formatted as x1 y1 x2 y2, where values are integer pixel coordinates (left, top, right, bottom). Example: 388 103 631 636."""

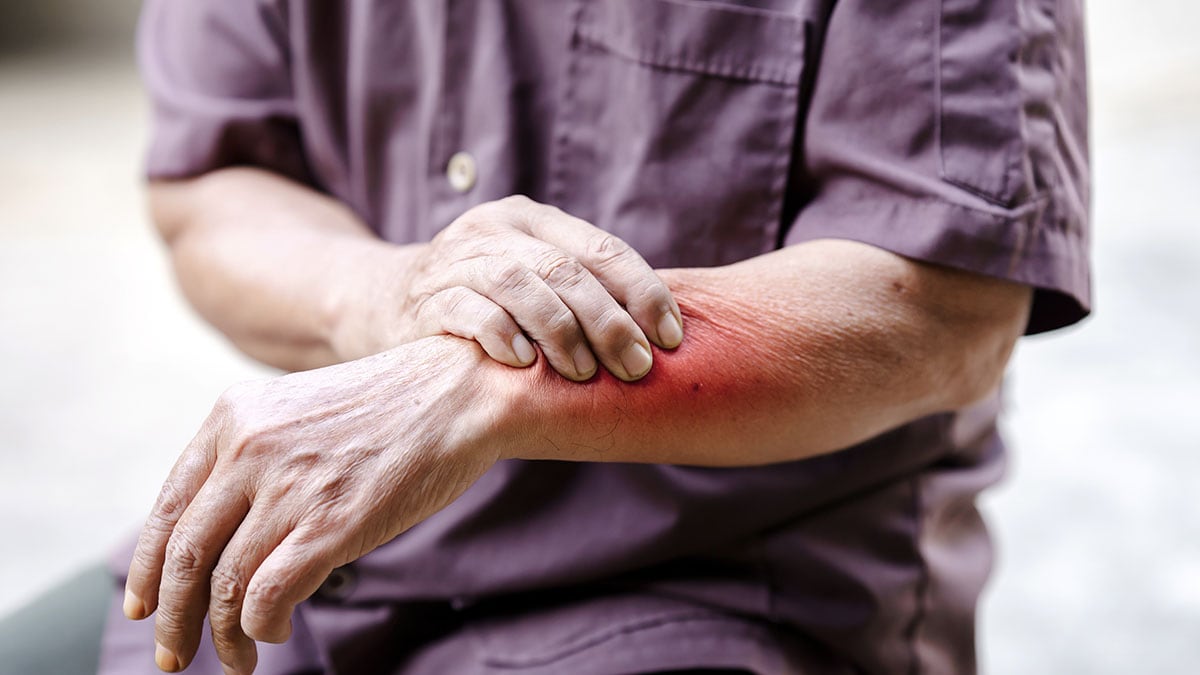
783 0 1090 334
136 0 312 185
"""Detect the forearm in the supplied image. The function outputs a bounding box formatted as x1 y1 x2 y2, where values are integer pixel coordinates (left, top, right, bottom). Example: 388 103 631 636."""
125 239 1029 671
151 182 686 381
484 239 1031 466
149 167 417 371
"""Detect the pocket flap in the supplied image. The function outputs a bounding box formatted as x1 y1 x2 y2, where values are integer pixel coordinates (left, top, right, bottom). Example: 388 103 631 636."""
575 0 805 85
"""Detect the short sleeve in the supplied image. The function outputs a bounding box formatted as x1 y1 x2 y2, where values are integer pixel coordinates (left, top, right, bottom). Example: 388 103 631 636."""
784 0 1091 334
137 0 313 185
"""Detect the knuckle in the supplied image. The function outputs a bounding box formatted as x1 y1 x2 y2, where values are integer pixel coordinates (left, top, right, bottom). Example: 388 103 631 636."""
585 232 632 268
209 565 247 608
588 307 637 352
479 306 513 336
214 385 261 440
245 574 289 612
632 277 673 308
407 274 440 304
536 253 589 289
427 282 468 317
151 481 191 524
441 214 479 241
211 391 235 419
227 420 273 461
214 382 249 417
227 433 260 463
487 259 533 295
163 530 208 582
497 193 534 210
544 309 582 344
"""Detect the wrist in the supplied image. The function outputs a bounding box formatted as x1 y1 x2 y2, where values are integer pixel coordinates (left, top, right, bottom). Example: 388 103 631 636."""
326 240 425 361
404 335 526 466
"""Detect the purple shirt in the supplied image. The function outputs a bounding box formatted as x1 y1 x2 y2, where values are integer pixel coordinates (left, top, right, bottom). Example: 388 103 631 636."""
103 1 1090 673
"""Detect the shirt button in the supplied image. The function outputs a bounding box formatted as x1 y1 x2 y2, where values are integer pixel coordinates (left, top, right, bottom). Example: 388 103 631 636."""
446 151 477 193
316 564 357 601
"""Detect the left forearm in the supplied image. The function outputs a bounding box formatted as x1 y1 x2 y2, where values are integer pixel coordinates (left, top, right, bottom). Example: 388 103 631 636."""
484 239 1031 466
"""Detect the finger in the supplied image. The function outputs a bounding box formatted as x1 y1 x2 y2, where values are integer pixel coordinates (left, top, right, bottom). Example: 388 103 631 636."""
241 527 338 645
413 286 536 368
209 506 291 675
504 196 683 351
428 256 597 381
471 231 654 380
154 476 250 673
125 415 223 621
521 242 656 381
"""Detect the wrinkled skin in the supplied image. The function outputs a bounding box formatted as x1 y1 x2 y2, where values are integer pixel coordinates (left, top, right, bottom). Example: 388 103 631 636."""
123 338 503 674
132 181 1033 674
337 195 683 381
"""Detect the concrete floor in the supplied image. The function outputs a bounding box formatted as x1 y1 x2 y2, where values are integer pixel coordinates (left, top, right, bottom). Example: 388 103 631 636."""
1 3 1198 672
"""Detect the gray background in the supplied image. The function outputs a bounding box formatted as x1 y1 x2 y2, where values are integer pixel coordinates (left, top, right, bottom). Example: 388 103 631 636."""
1 1 1196 672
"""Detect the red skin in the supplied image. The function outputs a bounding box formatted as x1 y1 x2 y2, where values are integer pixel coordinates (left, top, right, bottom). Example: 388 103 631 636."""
498 287 823 466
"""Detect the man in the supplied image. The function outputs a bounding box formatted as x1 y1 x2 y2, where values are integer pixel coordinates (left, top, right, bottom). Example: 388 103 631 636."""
99 0 1089 673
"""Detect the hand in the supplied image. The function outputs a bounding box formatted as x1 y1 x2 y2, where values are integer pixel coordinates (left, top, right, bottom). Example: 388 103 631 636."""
346 195 683 381
122 338 503 674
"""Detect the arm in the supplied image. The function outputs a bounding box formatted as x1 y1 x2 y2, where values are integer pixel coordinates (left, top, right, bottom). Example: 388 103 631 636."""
154 168 1027 466
150 168 682 380
148 167 403 371
495 238 1031 465
126 235 1029 674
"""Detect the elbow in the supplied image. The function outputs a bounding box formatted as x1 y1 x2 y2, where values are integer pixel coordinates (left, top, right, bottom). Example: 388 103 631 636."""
944 328 1021 409
940 286 1033 409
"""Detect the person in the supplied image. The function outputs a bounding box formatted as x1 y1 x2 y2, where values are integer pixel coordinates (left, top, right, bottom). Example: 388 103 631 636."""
84 0 1087 673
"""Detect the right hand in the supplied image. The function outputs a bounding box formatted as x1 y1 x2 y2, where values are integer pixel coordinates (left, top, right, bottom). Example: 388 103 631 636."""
124 337 511 674
353 195 684 381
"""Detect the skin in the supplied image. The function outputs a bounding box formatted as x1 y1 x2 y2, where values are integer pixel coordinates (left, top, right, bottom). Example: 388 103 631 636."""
148 168 681 380
125 169 1032 674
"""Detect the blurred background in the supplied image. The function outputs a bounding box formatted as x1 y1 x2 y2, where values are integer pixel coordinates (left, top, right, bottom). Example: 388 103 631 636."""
0 1 1196 672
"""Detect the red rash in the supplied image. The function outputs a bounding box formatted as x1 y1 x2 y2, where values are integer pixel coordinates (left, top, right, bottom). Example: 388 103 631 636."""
498 292 815 466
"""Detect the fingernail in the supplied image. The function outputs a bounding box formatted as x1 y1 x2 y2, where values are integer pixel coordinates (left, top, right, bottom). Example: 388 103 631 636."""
123 587 145 620
572 344 596 379
656 311 683 348
620 343 653 379
155 643 180 672
511 334 536 365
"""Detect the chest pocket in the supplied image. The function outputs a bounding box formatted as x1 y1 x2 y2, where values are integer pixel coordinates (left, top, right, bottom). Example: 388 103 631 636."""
549 0 807 268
